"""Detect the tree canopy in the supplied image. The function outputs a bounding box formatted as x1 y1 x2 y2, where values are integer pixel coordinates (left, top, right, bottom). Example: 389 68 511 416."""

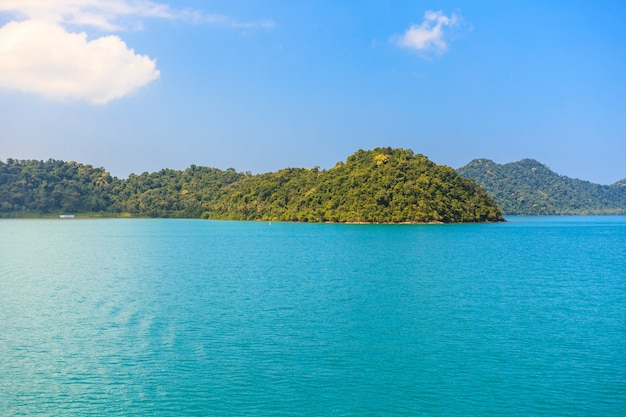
457 158 626 215
0 158 116 214
1 148 503 223
207 148 502 223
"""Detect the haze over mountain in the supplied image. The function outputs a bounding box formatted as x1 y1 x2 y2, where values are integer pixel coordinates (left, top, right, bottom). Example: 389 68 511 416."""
457 159 626 215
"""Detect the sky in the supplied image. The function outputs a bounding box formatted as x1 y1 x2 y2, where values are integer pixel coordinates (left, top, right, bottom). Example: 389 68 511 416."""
1 0 625 184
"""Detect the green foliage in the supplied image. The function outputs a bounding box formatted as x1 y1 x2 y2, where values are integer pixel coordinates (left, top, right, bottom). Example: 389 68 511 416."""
0 159 244 218
0 159 117 214
0 149 503 223
457 158 626 215
205 148 502 223
109 166 245 218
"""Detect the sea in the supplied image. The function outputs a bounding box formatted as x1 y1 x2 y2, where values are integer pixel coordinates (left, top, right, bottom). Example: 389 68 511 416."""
1 216 625 416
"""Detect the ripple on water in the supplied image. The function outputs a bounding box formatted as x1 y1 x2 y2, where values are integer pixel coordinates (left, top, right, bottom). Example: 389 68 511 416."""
1 218 625 415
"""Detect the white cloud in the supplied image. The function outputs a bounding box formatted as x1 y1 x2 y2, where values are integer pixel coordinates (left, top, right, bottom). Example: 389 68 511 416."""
0 0 273 104
0 0 171 31
0 0 274 32
0 19 159 104
396 10 461 54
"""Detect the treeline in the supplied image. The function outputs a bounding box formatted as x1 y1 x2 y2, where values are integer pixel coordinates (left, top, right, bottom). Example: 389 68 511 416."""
208 148 502 223
0 148 503 223
0 159 116 214
457 158 626 215
0 158 244 218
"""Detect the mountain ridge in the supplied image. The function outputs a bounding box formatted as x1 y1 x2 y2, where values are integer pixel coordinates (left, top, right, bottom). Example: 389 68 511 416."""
457 158 626 215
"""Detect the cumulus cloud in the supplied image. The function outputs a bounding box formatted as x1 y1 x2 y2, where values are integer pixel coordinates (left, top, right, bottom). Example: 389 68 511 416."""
0 0 273 104
396 10 461 54
0 19 159 104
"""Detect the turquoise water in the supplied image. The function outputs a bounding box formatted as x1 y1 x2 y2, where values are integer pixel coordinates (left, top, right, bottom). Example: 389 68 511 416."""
1 217 625 416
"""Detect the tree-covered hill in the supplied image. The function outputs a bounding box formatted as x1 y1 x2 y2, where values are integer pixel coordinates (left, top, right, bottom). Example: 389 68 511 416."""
109 166 245 217
0 148 503 223
207 148 502 223
457 158 626 215
0 159 245 218
0 158 118 214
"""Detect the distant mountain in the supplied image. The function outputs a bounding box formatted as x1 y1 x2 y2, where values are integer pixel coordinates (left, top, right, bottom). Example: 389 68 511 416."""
457 158 626 215
0 148 503 223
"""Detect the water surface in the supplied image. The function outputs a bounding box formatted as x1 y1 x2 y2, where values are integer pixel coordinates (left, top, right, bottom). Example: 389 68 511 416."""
1 217 625 415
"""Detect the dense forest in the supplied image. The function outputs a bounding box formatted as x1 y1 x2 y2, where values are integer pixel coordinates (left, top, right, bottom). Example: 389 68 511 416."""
457 158 626 215
0 148 503 223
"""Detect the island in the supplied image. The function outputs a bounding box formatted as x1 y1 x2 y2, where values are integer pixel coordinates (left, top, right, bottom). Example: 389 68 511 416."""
0 148 503 223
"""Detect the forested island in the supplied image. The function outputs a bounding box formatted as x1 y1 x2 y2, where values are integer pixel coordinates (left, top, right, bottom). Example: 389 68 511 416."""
0 148 502 223
458 158 626 215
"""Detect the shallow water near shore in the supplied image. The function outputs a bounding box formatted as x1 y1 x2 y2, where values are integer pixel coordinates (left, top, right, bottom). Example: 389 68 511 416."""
1 216 625 415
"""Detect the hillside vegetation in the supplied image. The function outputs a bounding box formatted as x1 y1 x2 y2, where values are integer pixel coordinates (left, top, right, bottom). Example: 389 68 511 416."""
0 148 502 223
457 158 626 215
207 148 502 223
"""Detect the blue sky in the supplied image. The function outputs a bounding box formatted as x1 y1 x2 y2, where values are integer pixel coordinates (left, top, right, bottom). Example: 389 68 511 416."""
1 1 625 184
